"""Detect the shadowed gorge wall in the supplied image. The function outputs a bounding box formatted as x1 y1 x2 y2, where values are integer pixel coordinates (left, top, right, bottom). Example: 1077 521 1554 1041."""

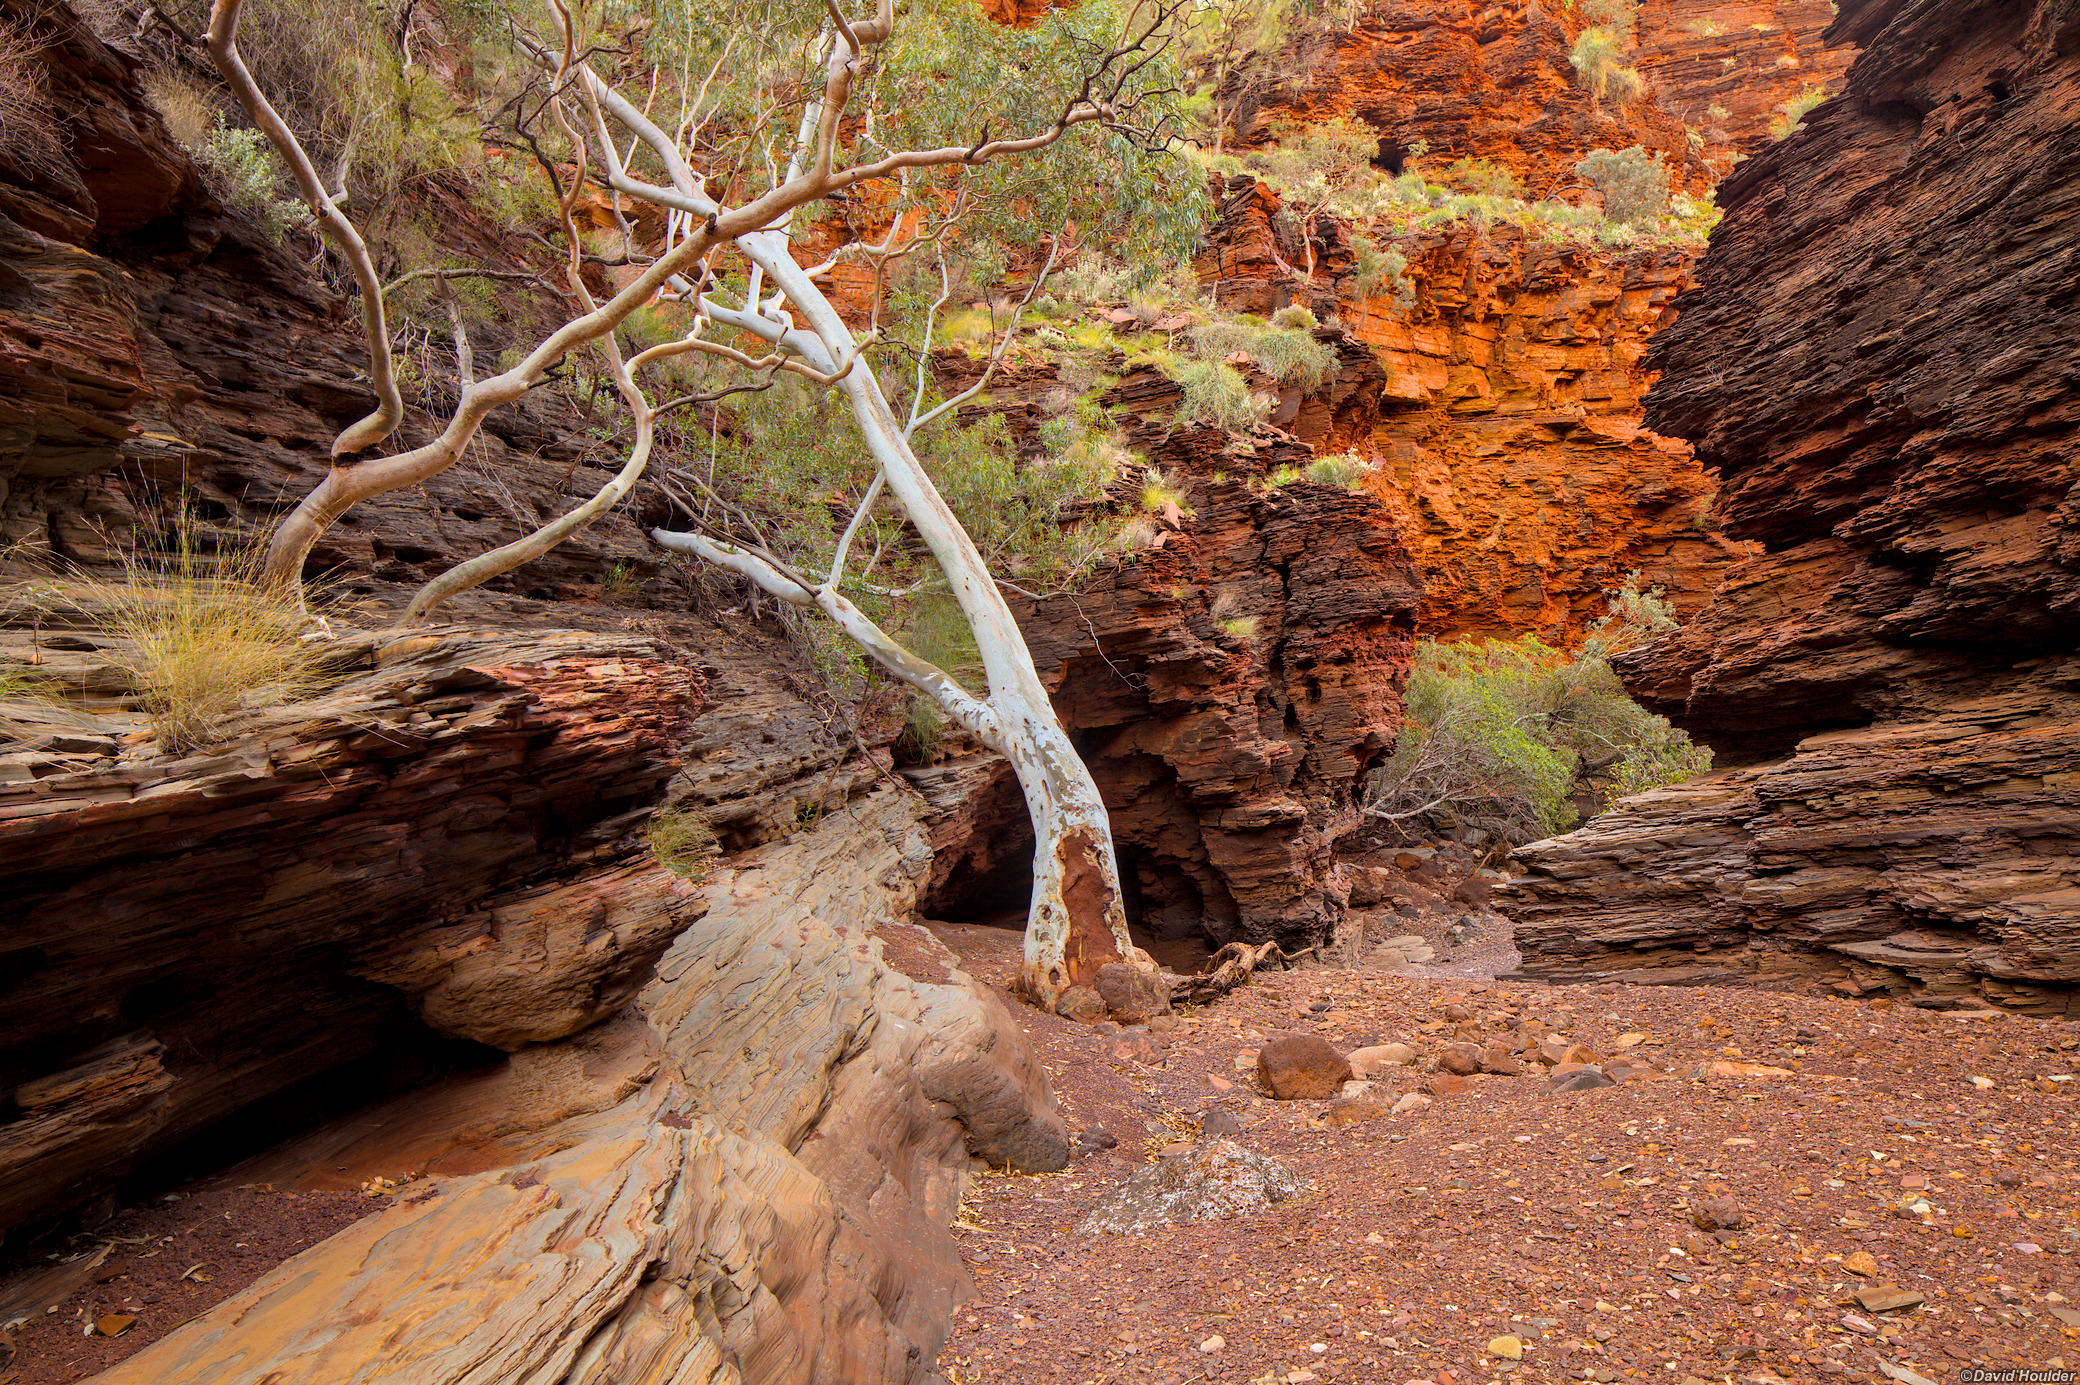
1504 0 2080 1015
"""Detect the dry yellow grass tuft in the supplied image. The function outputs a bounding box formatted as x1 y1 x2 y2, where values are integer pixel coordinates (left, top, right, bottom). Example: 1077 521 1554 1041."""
70 518 331 753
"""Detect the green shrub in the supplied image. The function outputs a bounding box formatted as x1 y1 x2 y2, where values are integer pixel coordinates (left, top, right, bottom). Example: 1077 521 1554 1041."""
1570 28 1644 106
1210 588 1258 641
190 116 307 242
68 513 332 752
602 559 644 602
893 697 949 765
1769 85 1828 140
1054 251 1136 304
1269 304 1318 331
1190 319 1338 392
1170 359 1261 432
1574 146 1670 227
1363 578 1711 844
1141 468 1189 512
1305 454 1369 489
1441 158 1523 199
1348 233 1414 309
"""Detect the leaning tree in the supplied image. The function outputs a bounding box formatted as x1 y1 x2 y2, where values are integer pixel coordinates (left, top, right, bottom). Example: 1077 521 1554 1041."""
204 0 1202 1008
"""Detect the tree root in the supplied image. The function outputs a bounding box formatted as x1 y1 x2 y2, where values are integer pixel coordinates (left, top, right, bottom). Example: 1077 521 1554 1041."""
1171 939 1319 1007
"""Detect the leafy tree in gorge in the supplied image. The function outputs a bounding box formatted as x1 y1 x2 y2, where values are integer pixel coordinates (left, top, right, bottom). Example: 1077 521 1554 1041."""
205 0 1204 1009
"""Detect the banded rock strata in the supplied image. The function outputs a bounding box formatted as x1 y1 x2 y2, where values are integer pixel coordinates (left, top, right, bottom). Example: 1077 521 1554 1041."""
1507 0 2080 1013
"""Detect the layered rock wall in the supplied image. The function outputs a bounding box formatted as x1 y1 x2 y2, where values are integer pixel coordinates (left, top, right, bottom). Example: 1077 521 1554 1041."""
1200 178 1750 641
1633 0 1856 158
1506 0 2080 1010
919 349 1422 955
1021 454 1420 952
0 628 703 1233
1234 0 1711 195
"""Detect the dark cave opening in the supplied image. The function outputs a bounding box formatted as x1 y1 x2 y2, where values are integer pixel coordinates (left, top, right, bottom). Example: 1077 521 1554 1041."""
120 1023 509 1209
916 761 1218 974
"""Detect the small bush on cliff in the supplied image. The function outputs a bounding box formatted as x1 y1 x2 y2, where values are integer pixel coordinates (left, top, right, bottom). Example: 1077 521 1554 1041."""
1769 85 1828 140
1575 146 1670 226
649 808 720 881
1347 234 1414 309
0 21 66 180
1570 28 1644 107
1169 359 1266 433
156 91 307 244
1191 319 1338 392
1210 588 1259 641
1364 578 1711 844
1441 158 1523 199
1305 454 1370 489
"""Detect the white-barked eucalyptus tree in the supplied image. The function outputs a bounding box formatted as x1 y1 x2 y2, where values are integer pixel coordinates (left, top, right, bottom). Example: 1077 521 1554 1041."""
205 0 1202 1009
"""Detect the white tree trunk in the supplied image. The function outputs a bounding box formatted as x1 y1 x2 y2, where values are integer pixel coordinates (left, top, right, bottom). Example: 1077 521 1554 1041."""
655 234 1136 1011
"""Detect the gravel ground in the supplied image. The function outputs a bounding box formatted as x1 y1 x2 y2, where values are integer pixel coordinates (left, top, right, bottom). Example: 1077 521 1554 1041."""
930 927 2080 1385
0 1185 372 1383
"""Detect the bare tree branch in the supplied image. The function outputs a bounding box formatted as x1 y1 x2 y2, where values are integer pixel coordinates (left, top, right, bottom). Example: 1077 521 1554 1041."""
206 0 402 457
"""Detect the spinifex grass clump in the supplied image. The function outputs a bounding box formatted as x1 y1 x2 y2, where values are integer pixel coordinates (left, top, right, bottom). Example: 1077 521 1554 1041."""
75 518 329 753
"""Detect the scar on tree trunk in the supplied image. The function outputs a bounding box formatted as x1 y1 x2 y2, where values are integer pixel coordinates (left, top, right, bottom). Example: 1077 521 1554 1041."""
1053 828 1126 989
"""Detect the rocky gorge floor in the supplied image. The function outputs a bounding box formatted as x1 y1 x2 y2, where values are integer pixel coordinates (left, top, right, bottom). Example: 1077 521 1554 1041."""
6 913 2077 1385
928 926 2080 1385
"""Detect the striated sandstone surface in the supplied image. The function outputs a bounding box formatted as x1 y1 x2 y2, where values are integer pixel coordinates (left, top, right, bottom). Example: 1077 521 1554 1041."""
1200 178 1750 640
85 788 1066 1384
1234 0 1711 196
1508 0 2080 1008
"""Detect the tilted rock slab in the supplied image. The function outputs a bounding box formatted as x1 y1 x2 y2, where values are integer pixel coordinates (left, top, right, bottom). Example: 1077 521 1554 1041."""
1507 707 2080 1016
91 787 1067 1384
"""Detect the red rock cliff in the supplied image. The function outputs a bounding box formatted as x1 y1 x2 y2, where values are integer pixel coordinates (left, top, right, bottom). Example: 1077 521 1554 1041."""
1199 177 1750 642
1633 0 1856 159
1234 0 1712 195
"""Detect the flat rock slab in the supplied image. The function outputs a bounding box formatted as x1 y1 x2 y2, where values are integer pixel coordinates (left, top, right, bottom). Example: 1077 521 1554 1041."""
1854 1285 1927 1314
1076 1140 1301 1235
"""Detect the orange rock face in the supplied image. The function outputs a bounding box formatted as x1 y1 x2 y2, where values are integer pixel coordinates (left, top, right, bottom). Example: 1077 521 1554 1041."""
1199 179 1752 643
1633 0 1856 158
1234 0 1713 196
1345 226 1750 640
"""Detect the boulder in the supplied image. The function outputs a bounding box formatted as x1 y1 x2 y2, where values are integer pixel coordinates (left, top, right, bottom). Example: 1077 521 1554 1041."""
1438 1043 1481 1076
1550 1066 1617 1094
1257 1034 1354 1099
1325 1099 1386 1129
1478 1044 1524 1077
1348 1043 1420 1077
1093 961 1171 1024
1054 986 1108 1023
1690 1197 1747 1233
